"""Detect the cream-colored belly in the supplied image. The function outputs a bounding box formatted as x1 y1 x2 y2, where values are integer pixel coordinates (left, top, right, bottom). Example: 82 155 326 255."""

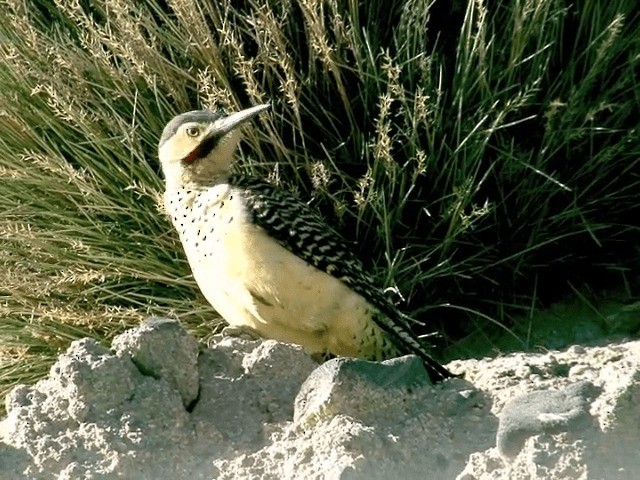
170 186 384 358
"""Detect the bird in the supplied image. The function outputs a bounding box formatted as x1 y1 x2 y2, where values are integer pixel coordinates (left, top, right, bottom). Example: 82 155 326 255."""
157 104 453 382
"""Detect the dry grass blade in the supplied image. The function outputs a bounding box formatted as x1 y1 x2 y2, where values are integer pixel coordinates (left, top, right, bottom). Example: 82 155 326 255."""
0 0 638 409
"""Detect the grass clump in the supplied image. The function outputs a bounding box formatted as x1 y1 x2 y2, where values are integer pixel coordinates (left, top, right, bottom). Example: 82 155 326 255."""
0 0 639 400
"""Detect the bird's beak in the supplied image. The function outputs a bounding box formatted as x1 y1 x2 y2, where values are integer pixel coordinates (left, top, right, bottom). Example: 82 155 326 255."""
213 103 271 136
182 103 270 164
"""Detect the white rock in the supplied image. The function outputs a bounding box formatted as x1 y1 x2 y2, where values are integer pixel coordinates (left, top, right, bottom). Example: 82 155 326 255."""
1 319 639 479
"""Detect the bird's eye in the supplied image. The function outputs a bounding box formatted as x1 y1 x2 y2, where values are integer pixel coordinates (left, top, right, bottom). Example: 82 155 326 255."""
185 126 201 137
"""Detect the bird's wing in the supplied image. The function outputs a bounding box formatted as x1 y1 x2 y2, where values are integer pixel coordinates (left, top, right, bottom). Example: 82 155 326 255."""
230 176 387 305
229 175 452 380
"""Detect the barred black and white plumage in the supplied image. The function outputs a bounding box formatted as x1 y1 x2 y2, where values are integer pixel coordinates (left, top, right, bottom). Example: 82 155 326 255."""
230 174 452 381
158 104 453 382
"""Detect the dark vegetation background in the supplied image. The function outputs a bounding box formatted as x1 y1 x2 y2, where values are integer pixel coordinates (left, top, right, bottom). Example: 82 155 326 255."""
1 0 638 401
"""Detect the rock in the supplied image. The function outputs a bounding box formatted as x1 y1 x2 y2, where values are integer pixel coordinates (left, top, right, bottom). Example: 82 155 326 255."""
452 341 640 480
1 319 639 479
294 355 433 425
111 317 200 408
1 336 192 480
496 381 600 458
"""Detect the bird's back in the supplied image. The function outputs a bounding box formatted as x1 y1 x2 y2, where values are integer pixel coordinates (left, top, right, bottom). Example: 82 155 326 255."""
228 175 453 381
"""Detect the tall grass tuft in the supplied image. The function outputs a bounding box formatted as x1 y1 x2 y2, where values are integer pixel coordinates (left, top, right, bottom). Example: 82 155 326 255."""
1 0 639 400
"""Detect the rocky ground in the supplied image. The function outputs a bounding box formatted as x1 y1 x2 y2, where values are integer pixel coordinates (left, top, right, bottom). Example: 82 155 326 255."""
1 314 639 479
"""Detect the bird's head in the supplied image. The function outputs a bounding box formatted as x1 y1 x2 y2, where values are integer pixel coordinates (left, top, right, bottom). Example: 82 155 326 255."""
158 103 270 188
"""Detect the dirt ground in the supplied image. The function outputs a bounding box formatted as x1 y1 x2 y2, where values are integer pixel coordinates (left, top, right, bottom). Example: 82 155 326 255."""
1 301 639 479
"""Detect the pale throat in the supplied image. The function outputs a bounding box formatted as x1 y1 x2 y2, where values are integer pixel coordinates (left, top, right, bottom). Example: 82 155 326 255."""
174 133 240 188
